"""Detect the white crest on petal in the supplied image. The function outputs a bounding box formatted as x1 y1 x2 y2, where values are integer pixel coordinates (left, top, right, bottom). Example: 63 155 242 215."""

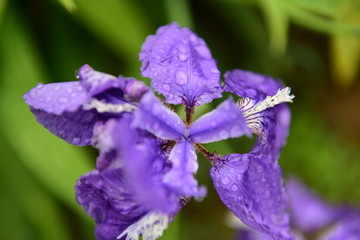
237 87 294 135
83 99 137 113
117 212 169 240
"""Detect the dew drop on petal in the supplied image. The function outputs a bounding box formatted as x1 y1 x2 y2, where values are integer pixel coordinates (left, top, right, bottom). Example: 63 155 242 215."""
163 84 171 91
54 85 61 92
221 177 230 185
58 97 68 103
231 184 238 192
175 71 188 85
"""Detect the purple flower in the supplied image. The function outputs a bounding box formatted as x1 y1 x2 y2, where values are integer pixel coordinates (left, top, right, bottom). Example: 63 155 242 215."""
24 22 295 240
233 178 360 240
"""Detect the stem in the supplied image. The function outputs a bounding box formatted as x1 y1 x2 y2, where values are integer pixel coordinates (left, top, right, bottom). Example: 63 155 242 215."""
185 105 194 125
195 143 220 165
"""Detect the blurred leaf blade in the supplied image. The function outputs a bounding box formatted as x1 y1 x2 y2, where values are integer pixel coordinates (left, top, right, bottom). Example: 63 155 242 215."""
72 0 150 75
164 0 193 27
289 0 340 17
0 5 93 217
330 0 360 87
0 0 7 28
57 0 77 12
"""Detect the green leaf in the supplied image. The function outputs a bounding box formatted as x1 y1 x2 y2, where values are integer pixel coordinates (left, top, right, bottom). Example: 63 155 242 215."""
0 5 93 217
259 0 289 56
0 0 7 29
330 0 360 87
71 0 150 76
57 0 77 12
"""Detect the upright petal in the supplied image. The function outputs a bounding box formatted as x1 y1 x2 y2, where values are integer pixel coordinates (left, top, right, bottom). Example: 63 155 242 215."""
163 140 205 197
140 22 222 107
210 154 293 240
189 98 251 143
319 211 360 240
132 91 185 140
286 178 339 232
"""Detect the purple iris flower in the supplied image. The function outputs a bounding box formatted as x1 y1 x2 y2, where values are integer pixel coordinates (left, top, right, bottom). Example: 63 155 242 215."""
234 178 360 240
24 22 294 240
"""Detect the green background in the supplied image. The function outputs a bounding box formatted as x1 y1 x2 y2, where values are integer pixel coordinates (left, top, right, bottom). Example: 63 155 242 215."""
0 0 359 239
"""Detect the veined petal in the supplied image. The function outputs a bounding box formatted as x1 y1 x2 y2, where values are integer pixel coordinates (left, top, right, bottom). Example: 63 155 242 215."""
132 91 185 140
189 98 251 143
30 108 99 146
139 22 222 107
286 178 339 232
163 141 205 197
210 154 293 240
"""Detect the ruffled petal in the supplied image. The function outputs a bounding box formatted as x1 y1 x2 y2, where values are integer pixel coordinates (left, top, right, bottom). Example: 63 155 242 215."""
163 140 205 197
139 22 222 107
24 82 88 115
132 91 185 140
286 178 339 232
210 154 293 240
189 98 251 143
75 169 146 240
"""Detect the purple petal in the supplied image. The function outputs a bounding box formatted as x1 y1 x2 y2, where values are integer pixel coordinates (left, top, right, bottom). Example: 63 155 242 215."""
29 107 100 146
24 82 87 115
224 70 282 101
163 140 205 197
139 22 222 107
189 98 251 143
286 178 339 232
132 91 185 140
210 154 293 240
75 169 146 240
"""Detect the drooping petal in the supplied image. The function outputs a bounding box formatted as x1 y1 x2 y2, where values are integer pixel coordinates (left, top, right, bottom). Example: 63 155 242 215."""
189 98 251 143
224 70 293 157
29 108 100 146
163 140 205 197
286 178 339 232
24 82 88 115
139 22 222 107
210 154 293 240
132 91 185 140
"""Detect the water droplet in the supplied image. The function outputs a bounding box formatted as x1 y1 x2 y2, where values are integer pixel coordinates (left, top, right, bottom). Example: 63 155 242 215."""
195 45 211 59
221 177 230 185
73 137 81 145
58 97 68 103
178 53 188 61
263 190 271 198
76 86 83 92
46 97 52 102
210 68 220 74
66 88 73 93
163 84 171 91
71 93 77 97
54 85 61 91
236 174 242 180
36 83 44 89
219 130 229 139
231 184 238 192
175 71 188 85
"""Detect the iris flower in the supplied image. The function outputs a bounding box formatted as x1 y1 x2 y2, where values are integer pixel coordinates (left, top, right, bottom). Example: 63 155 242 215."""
24 23 294 240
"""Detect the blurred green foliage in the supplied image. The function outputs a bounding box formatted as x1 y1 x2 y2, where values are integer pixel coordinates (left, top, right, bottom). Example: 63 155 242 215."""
0 0 359 239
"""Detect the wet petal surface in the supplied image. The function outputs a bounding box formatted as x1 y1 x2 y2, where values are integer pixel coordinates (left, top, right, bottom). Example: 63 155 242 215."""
189 98 251 143
140 22 222 107
163 140 205 197
132 92 185 140
210 154 292 240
